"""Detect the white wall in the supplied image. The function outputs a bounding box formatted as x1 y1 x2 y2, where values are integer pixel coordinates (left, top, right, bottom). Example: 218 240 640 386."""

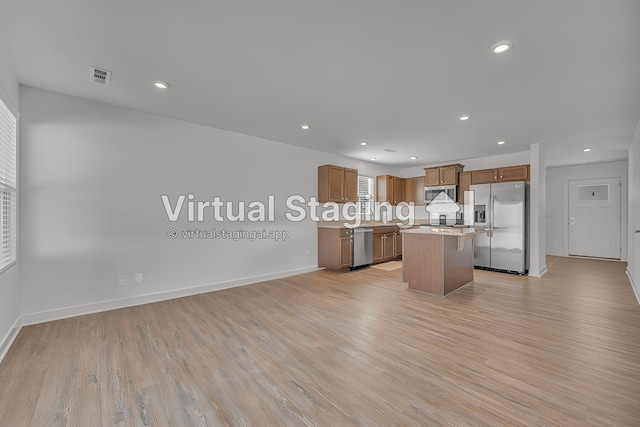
546 160 628 260
19 87 398 323
628 120 640 302
529 143 546 277
0 41 21 362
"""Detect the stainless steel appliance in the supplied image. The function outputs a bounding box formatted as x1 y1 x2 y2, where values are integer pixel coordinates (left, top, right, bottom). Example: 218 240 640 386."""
471 182 528 274
424 185 456 204
352 227 373 269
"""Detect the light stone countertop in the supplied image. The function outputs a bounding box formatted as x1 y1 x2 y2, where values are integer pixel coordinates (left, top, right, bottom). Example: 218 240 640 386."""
400 227 488 236
316 221 416 229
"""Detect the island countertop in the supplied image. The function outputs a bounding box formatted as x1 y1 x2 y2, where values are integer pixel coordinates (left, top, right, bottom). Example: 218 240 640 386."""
400 227 488 236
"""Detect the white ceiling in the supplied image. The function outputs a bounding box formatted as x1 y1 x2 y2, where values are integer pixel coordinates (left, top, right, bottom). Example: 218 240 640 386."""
1 0 639 168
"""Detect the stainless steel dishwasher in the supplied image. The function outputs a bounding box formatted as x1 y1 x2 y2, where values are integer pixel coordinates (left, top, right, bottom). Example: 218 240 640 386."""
352 227 373 269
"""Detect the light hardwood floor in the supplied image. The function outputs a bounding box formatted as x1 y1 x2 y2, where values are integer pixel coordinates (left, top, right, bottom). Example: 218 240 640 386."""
1 257 639 426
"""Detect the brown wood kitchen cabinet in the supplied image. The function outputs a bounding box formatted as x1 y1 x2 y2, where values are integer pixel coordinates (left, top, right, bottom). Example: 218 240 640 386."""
393 231 402 258
373 226 401 263
318 228 353 270
376 175 405 205
424 164 464 186
471 164 530 185
318 165 358 203
458 171 472 203
403 176 426 204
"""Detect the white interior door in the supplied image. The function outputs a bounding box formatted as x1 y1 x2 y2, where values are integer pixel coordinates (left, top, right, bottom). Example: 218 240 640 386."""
568 177 621 259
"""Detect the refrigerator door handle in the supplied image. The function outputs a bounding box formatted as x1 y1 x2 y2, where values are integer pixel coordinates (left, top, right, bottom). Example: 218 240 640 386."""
488 195 495 238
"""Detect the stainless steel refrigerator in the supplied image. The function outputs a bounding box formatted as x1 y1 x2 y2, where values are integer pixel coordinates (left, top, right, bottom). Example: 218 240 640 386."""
470 181 528 274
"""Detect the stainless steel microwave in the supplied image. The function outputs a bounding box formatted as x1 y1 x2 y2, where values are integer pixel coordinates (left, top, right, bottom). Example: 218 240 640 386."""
424 185 457 204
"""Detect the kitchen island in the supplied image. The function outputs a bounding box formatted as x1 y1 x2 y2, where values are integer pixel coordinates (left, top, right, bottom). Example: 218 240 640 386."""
401 228 487 296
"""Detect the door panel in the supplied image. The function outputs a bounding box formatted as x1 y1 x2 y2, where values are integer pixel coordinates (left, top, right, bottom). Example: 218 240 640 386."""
440 166 457 185
569 178 621 259
372 234 384 263
344 168 358 202
383 234 395 260
392 177 404 204
340 236 352 268
425 168 440 186
470 184 491 268
329 166 344 202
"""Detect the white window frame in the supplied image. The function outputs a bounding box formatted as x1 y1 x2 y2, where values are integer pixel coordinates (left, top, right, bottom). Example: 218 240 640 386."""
357 175 374 217
0 89 18 274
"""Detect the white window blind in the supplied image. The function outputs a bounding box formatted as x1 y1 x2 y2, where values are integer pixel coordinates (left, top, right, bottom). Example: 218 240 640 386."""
0 95 17 273
357 176 373 215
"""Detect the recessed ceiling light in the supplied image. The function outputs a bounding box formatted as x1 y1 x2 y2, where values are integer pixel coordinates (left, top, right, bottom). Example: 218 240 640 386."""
300 124 310 130
458 114 470 121
491 40 513 54
410 156 418 160
583 148 592 152
360 142 367 146
497 141 505 145
153 81 169 89
370 157 377 161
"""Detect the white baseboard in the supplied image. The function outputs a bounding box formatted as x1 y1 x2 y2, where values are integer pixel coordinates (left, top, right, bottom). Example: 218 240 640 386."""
626 267 640 305
21 266 321 326
545 250 564 257
528 264 548 278
0 316 22 365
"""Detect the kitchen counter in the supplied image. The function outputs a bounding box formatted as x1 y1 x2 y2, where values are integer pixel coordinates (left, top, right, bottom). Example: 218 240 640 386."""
317 221 414 229
400 228 487 296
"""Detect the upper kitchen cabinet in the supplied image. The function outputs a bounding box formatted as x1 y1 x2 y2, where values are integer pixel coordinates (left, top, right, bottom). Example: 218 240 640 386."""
424 164 464 186
500 164 530 182
376 175 404 205
471 164 530 184
404 176 426 204
457 171 472 203
318 165 358 203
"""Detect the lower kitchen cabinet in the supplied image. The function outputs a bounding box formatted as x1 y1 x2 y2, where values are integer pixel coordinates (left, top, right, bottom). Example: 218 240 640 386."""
373 226 401 264
394 231 402 258
319 226 402 270
372 233 384 264
318 228 353 270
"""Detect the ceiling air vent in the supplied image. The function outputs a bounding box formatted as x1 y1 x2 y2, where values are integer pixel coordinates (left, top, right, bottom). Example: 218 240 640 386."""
89 66 112 86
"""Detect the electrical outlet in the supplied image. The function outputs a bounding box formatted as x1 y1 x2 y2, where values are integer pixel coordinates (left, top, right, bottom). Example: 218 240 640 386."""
119 275 127 286
135 273 143 284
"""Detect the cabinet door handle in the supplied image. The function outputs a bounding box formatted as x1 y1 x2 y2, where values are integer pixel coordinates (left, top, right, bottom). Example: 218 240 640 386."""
500 175 503 179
